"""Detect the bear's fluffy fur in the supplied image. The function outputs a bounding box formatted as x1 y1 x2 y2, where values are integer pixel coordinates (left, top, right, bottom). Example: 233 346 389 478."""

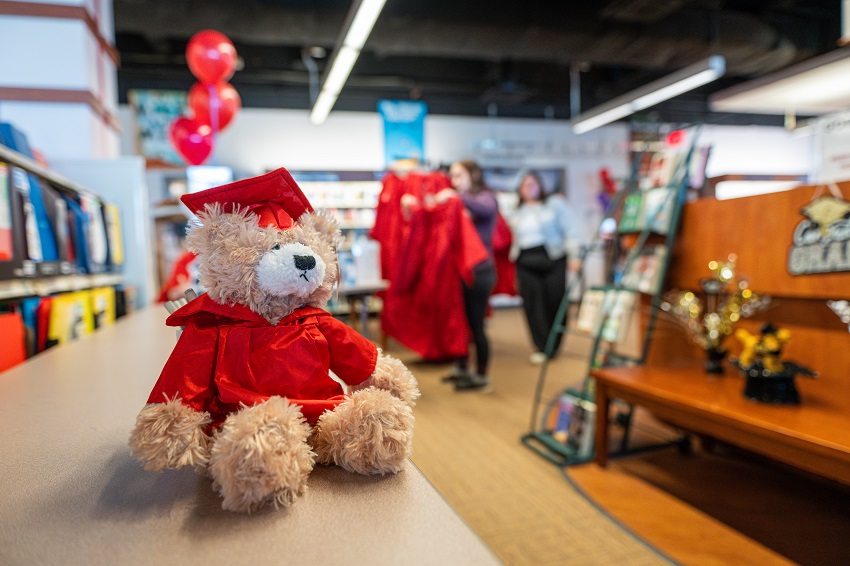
130 204 419 512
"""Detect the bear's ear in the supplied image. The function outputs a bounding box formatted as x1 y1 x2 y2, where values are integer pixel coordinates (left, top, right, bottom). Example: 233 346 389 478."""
185 204 223 255
297 210 342 247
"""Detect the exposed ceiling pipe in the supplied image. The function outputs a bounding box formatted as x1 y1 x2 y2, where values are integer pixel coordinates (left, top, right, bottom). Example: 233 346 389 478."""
114 1 803 76
569 62 581 119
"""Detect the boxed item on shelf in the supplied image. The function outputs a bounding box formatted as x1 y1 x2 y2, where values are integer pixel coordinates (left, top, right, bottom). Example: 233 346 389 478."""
47 290 94 346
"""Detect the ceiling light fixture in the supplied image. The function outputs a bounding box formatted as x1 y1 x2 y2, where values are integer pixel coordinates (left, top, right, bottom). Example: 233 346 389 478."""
309 0 388 125
572 55 726 134
709 46 850 116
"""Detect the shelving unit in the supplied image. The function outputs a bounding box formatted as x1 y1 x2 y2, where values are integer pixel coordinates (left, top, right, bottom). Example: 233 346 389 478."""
0 143 125 284
521 131 699 466
0 273 123 301
292 172 384 319
0 140 129 366
294 175 382 249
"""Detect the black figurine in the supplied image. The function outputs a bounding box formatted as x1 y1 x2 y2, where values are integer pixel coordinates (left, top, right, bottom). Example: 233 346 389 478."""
733 323 818 405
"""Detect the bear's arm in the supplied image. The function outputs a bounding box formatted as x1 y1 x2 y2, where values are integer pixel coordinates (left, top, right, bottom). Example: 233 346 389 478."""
316 316 378 386
147 317 219 412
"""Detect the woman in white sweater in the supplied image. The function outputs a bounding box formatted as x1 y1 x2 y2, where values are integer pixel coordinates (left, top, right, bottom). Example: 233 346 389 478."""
509 172 582 364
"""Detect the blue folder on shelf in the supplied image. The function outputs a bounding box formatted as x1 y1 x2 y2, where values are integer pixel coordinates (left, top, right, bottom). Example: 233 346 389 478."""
0 122 59 261
62 194 91 273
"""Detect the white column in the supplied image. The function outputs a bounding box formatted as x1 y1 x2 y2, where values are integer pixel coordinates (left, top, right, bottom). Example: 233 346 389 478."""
0 0 119 160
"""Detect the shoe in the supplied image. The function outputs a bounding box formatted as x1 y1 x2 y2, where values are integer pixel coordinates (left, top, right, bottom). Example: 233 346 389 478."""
453 374 493 393
529 352 548 365
441 368 470 383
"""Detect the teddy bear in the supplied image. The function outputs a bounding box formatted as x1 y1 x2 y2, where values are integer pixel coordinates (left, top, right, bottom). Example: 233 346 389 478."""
129 168 419 513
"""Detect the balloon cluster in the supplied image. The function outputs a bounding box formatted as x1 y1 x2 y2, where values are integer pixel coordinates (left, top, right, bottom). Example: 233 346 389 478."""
169 30 242 166
660 255 771 352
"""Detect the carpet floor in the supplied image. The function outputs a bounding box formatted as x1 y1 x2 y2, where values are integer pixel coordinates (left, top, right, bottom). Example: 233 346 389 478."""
383 306 847 565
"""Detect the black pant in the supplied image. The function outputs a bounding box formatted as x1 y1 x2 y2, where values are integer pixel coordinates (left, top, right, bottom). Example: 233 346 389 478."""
516 246 567 354
459 264 496 376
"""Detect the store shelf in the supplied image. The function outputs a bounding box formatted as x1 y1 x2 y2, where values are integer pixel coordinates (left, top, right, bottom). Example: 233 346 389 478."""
616 228 668 237
151 204 189 219
589 284 652 296
0 145 95 197
0 273 123 300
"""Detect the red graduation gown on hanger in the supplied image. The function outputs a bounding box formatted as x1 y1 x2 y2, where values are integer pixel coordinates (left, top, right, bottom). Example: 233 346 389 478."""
382 197 487 360
147 294 378 426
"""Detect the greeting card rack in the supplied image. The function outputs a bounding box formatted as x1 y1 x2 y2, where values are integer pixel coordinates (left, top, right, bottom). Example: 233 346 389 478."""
521 130 699 466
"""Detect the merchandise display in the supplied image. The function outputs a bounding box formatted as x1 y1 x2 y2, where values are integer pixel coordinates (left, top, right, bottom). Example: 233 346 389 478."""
660 254 771 373
129 168 420 512
591 182 850 489
0 128 128 369
523 130 698 466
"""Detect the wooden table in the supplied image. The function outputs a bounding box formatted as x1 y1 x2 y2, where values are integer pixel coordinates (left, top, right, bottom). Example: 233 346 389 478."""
0 308 500 566
592 362 850 486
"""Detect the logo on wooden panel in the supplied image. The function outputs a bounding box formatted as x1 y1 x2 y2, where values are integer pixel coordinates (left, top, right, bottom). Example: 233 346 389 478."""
788 193 850 275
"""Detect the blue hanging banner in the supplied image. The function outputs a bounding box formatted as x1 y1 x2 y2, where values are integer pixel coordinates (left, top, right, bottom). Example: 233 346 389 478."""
377 100 427 168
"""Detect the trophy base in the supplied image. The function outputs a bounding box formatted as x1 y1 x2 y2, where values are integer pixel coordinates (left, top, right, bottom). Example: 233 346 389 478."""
704 347 727 375
743 371 801 405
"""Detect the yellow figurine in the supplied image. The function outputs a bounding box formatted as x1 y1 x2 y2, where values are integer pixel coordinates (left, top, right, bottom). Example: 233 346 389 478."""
735 324 791 373
735 322 817 405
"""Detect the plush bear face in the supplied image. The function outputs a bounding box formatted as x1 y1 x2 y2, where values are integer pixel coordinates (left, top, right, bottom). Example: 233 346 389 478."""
186 205 341 324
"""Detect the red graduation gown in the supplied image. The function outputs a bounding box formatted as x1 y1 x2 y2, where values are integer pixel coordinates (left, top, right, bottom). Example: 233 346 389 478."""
147 294 377 425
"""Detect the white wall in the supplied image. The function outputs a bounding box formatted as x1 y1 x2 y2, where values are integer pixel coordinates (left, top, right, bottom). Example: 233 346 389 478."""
119 106 631 240
0 6 119 160
2 102 120 159
700 124 812 177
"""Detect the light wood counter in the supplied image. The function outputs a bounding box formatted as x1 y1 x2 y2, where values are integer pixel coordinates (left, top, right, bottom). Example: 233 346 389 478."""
0 308 500 566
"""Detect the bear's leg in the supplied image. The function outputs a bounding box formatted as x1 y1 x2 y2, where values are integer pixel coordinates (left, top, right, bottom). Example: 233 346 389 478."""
129 397 212 472
351 352 420 407
208 396 315 512
312 388 414 475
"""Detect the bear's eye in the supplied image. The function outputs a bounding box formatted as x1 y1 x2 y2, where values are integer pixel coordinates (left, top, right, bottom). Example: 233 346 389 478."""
271 243 281 251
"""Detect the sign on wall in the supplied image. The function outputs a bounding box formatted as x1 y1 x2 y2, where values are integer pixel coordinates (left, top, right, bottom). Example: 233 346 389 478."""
813 112 850 184
377 100 427 168
787 185 850 275
128 90 187 166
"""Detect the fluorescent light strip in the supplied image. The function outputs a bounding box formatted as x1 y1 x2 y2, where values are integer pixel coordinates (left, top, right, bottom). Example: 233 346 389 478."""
310 0 388 124
572 56 726 134
310 90 338 125
323 45 359 96
344 0 388 49
572 104 634 135
632 68 722 110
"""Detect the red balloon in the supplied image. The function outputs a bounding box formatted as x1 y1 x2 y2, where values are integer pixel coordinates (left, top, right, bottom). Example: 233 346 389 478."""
186 30 237 84
188 81 241 131
665 129 685 147
169 117 213 165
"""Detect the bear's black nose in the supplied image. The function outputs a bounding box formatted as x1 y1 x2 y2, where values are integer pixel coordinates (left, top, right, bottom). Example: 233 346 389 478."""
293 255 316 271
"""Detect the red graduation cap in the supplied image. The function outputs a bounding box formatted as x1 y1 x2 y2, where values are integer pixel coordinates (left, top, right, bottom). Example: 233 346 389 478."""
181 168 313 230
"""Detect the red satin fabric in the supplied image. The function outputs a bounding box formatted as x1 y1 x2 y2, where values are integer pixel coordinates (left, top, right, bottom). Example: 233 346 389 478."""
371 171 453 283
380 196 487 360
492 212 517 296
148 294 377 425
180 168 313 230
